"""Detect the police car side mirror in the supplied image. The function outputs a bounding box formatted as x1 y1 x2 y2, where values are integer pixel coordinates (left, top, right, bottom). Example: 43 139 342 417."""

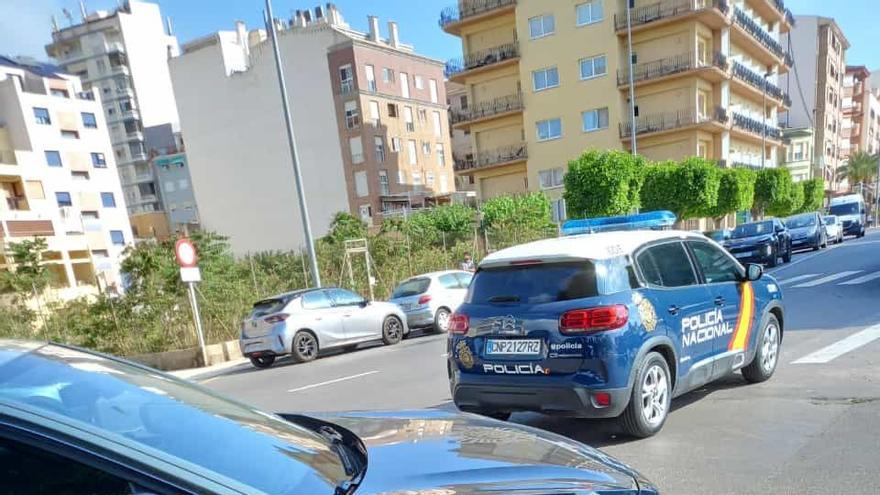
744 263 763 282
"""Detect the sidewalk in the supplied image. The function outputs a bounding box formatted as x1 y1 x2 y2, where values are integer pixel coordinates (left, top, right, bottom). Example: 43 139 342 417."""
169 357 250 382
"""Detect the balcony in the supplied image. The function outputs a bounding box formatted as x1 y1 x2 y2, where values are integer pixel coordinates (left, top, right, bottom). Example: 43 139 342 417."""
730 61 790 107
338 80 356 96
451 93 523 127
617 51 727 88
83 64 130 83
0 208 55 238
439 0 517 34
76 90 95 101
445 42 519 81
748 0 794 32
730 112 783 142
620 106 728 139
108 108 140 124
615 0 730 34
732 8 788 68
454 143 527 173
0 150 16 165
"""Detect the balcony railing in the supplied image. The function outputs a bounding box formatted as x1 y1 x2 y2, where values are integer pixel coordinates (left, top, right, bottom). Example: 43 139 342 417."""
445 42 519 78
619 106 727 138
454 143 527 172
730 61 790 105
451 93 523 124
614 0 729 31
439 0 517 28
617 51 727 85
731 112 783 140
76 90 95 101
733 8 785 60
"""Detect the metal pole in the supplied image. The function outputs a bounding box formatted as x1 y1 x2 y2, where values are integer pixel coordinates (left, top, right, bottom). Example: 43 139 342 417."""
761 75 767 168
187 281 208 366
874 156 880 227
625 0 638 155
264 0 321 287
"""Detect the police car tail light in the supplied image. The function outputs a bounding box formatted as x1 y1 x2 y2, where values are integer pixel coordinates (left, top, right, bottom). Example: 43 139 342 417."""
559 305 629 334
264 313 290 324
418 294 432 305
449 313 470 334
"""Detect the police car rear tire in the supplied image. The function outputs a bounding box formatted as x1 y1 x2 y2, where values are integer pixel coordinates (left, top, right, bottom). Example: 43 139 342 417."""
742 314 780 383
620 352 671 438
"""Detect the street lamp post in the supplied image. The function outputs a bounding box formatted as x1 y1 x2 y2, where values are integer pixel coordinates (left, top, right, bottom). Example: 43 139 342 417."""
761 71 772 168
625 0 637 155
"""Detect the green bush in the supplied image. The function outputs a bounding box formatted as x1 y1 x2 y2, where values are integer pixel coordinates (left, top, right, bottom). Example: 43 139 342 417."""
754 168 795 217
564 150 646 218
674 157 722 219
639 161 680 214
800 178 825 213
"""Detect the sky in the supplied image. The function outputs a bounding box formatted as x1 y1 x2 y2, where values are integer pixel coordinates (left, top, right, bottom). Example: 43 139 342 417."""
1 0 878 70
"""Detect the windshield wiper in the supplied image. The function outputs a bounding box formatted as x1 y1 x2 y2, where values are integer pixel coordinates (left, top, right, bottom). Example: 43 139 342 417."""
488 295 520 303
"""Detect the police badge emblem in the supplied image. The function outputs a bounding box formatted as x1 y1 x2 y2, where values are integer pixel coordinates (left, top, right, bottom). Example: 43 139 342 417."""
633 292 658 332
456 340 475 369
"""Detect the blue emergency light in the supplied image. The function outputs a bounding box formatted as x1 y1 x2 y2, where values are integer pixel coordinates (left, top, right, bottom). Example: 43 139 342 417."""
562 211 677 236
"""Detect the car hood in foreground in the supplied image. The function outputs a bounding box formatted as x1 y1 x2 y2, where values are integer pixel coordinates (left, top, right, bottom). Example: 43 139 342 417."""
313 409 657 495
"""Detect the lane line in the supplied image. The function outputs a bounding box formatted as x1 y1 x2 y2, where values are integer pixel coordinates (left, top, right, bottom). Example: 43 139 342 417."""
839 270 880 286
791 270 861 288
287 370 380 393
766 250 827 274
792 324 880 364
779 273 822 285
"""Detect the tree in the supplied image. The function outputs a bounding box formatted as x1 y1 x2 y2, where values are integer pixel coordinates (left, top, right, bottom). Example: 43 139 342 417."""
836 152 879 190
639 157 721 220
754 168 794 217
322 212 368 244
564 150 646 218
0 237 52 295
711 168 756 221
800 178 825 213
782 181 805 216
481 192 552 230
639 161 680 215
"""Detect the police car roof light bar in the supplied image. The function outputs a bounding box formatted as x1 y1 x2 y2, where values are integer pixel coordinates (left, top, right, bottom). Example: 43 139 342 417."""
561 210 677 236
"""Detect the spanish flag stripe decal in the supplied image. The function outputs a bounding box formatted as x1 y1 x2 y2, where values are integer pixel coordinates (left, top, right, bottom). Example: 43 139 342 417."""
729 281 755 351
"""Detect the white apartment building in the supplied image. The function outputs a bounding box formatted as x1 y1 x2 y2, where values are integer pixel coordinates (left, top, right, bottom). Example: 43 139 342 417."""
46 0 180 239
0 57 132 298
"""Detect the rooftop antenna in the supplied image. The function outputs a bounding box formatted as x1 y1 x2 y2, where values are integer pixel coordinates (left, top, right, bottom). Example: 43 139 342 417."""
79 0 87 20
166 16 174 36
51 15 59 32
62 8 74 26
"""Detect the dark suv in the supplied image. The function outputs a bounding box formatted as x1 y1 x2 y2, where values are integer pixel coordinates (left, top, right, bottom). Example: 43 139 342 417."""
722 218 792 267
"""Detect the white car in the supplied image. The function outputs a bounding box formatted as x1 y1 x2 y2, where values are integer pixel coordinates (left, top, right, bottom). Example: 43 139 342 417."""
389 270 473 333
823 215 844 244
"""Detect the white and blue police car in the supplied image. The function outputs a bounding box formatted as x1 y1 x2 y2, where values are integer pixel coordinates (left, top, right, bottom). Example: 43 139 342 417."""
448 211 784 437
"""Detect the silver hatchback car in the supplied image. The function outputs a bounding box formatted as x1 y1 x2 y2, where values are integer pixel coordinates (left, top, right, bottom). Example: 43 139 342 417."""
240 287 408 368
389 270 473 333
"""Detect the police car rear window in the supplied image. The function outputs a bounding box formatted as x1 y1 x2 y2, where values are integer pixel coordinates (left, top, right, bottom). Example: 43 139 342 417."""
468 261 600 304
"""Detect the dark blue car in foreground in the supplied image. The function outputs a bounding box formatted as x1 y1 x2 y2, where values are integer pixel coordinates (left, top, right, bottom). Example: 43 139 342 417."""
0 341 659 494
449 225 784 438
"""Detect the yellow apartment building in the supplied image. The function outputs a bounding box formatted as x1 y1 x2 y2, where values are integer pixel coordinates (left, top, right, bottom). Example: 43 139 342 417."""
442 0 793 221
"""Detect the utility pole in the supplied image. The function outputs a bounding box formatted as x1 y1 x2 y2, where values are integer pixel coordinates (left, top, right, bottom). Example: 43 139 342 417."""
264 0 322 287
761 71 771 168
625 0 637 155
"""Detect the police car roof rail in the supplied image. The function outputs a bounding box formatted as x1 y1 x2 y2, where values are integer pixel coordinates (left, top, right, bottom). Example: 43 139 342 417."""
562 211 677 236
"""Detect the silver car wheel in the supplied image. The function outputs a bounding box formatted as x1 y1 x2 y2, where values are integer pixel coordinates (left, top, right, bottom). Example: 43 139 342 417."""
761 322 779 374
640 364 669 427
384 317 402 341
296 333 317 359
436 309 451 332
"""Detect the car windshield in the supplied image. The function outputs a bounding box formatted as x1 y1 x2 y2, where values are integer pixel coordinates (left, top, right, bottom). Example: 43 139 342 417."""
0 343 348 494
392 277 431 298
786 214 816 228
829 203 859 216
823 216 836 225
468 261 602 305
731 221 773 238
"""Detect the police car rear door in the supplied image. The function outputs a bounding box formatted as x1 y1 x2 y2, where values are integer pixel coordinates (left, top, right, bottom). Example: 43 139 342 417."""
635 241 716 389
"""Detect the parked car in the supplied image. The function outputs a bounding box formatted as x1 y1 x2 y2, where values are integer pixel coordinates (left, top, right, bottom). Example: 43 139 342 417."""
240 287 408 368
823 215 844 244
0 342 660 495
722 218 792 267
829 193 867 237
786 212 828 251
389 270 473 333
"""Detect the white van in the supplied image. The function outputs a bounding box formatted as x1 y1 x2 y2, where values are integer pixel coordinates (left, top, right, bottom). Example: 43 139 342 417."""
828 194 866 238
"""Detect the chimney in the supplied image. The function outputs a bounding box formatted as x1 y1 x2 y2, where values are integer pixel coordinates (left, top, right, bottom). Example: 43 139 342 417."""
303 9 312 23
326 3 341 26
314 5 325 22
388 21 399 48
235 21 249 58
367 15 380 42
293 10 306 28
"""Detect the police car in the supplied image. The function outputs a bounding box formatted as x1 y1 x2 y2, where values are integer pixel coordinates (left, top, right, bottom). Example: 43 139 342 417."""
448 211 784 438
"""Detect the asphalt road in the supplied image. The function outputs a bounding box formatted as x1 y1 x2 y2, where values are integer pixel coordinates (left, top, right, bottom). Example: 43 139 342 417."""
203 230 880 494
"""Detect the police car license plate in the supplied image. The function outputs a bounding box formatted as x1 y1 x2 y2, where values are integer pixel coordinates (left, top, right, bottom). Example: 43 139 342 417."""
485 339 542 356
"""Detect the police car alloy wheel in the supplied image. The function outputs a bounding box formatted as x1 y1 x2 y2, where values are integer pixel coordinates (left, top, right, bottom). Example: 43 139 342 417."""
620 352 671 438
742 314 781 383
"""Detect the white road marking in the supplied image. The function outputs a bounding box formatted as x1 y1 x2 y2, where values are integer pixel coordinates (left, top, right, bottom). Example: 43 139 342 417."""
287 370 380 393
792 271 862 288
792 324 880 364
780 273 822 285
839 270 880 286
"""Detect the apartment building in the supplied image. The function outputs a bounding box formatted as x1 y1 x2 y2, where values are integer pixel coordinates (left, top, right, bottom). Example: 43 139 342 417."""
780 126 814 182
446 81 476 193
170 5 454 255
0 57 132 299
45 0 180 239
842 66 880 159
781 16 848 190
442 0 793 218
144 123 198 236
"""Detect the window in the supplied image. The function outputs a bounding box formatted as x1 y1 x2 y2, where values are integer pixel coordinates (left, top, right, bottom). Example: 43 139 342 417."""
25 180 44 199
91 152 107 168
407 139 418 165
165 180 176 192
61 130 79 139
350 136 364 164
354 170 369 197
536 118 562 141
379 170 390 195
439 174 449 193
579 54 607 80
81 211 99 220
432 111 442 137
429 79 439 103
374 136 386 162
44 150 62 167
368 100 380 123
551 198 567 223
439 273 462 289
793 143 805 160
469 261 600 304
50 88 69 98
422 141 431 155
55 191 73 207
539 167 565 189
391 137 401 152
418 108 428 123
110 230 125 245
576 0 604 26
383 67 394 83
688 241 740 284
415 75 424 89
529 14 555 39
398 169 406 184
400 72 410 98
344 100 360 129
387 103 398 118
426 171 435 187
459 95 469 110
81 112 97 128
403 106 415 131
436 143 446 167
365 65 377 92
636 242 697 287
359 204 372 222
532 67 559 91
339 64 354 93
328 288 364 306
33 107 51 125
178 179 189 190
101 192 116 207
412 170 423 185
302 290 333 309
71 171 89 181
581 107 609 132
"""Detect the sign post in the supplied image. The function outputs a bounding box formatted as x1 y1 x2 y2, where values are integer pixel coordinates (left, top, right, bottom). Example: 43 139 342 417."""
176 239 207 366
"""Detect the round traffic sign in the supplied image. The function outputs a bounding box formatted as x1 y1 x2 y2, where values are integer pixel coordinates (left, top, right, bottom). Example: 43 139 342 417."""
175 238 198 268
